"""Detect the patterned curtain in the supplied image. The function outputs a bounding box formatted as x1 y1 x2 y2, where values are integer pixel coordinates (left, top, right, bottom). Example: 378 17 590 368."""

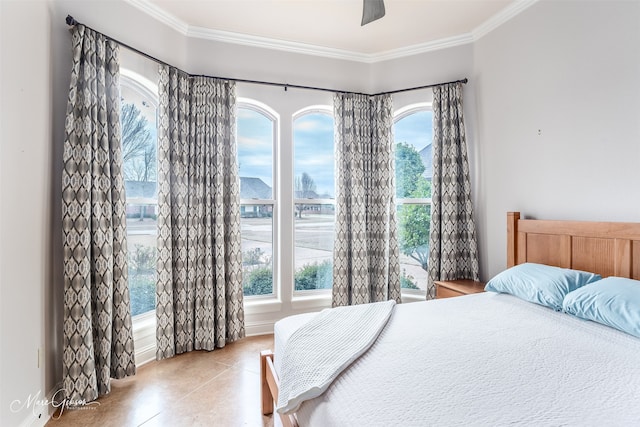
156 66 245 360
332 93 402 306
61 25 136 402
427 82 480 298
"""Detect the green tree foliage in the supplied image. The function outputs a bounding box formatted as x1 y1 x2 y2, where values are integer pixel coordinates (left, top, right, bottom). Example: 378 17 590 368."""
396 142 427 198
244 260 333 294
242 248 273 296
295 260 333 291
398 204 430 270
400 270 419 289
396 142 432 270
243 267 273 296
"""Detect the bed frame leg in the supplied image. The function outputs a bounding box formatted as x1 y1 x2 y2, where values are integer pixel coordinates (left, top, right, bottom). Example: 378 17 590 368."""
261 349 299 427
260 350 274 415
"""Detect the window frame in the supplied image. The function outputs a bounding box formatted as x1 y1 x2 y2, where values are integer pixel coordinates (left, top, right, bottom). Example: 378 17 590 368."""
291 106 335 296
235 86 335 318
120 69 160 319
120 67 160 365
237 98 280 301
393 102 433 298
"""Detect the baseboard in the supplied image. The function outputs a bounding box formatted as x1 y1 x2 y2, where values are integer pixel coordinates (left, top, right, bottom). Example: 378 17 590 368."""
135 342 157 367
16 409 48 427
133 321 274 365
245 320 275 337
15 382 62 427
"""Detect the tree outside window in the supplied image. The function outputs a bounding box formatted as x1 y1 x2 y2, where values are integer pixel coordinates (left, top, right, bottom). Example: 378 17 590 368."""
394 108 433 293
121 75 158 316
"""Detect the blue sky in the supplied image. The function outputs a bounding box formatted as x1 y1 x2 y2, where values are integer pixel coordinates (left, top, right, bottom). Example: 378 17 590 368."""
237 108 433 199
237 109 335 198
293 113 334 198
237 108 274 188
394 110 433 153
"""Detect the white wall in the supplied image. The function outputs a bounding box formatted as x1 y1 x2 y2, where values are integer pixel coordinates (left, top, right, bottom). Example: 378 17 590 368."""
370 44 473 94
472 0 640 279
53 0 189 70
1 1 52 425
188 37 372 94
0 1 191 425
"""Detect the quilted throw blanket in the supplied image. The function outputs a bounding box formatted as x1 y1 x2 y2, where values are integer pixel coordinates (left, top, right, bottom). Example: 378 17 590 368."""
276 300 396 414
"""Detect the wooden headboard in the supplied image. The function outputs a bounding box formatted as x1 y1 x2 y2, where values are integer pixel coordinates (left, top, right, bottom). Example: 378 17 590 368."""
507 212 640 279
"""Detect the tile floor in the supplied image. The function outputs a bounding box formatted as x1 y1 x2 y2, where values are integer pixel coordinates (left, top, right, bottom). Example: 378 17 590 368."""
46 334 275 427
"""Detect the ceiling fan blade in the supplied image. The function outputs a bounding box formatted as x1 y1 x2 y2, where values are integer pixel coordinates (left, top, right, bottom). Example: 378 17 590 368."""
361 0 386 26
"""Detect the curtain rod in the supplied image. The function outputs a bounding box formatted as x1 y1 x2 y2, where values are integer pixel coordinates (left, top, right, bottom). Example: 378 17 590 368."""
65 15 467 96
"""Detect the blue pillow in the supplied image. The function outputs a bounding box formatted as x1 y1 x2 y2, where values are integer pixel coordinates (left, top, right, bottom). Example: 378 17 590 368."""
563 277 640 338
485 263 601 311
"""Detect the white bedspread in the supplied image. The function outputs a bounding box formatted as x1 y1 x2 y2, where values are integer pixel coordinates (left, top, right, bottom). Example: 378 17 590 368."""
274 312 318 376
287 293 640 426
276 300 395 414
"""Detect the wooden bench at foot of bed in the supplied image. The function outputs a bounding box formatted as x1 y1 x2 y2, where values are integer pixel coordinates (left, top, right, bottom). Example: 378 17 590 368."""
260 350 299 427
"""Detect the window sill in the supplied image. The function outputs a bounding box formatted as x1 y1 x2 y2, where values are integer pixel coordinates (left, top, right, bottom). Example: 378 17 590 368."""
244 297 283 314
291 292 332 310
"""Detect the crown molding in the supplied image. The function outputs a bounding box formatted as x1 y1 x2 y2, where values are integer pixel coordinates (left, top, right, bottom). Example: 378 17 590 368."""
125 0 189 34
124 0 539 63
472 0 539 41
187 26 479 63
370 33 475 63
186 26 374 62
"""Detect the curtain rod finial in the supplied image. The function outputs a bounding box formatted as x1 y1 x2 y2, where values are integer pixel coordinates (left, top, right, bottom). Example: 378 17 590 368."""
66 15 78 26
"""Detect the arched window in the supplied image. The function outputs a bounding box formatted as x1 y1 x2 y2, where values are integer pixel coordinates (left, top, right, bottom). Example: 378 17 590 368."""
292 108 335 292
394 103 433 295
237 99 279 297
120 69 159 317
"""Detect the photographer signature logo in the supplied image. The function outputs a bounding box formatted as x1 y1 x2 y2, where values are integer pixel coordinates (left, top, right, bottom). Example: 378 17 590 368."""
10 389 100 419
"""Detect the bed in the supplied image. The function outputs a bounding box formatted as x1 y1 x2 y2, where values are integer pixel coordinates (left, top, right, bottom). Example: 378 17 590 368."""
260 212 640 426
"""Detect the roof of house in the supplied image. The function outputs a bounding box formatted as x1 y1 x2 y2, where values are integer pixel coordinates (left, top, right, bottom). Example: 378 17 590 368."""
125 178 274 200
240 177 272 199
419 143 433 180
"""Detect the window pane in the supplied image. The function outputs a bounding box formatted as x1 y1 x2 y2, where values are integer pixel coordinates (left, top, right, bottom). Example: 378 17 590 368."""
241 204 274 296
394 110 433 199
238 105 276 298
238 108 274 196
397 204 430 292
294 204 334 291
294 111 335 292
293 113 334 199
121 82 158 317
126 206 157 316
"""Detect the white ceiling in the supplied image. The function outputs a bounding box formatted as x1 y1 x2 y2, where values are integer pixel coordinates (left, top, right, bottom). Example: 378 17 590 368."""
127 0 537 61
